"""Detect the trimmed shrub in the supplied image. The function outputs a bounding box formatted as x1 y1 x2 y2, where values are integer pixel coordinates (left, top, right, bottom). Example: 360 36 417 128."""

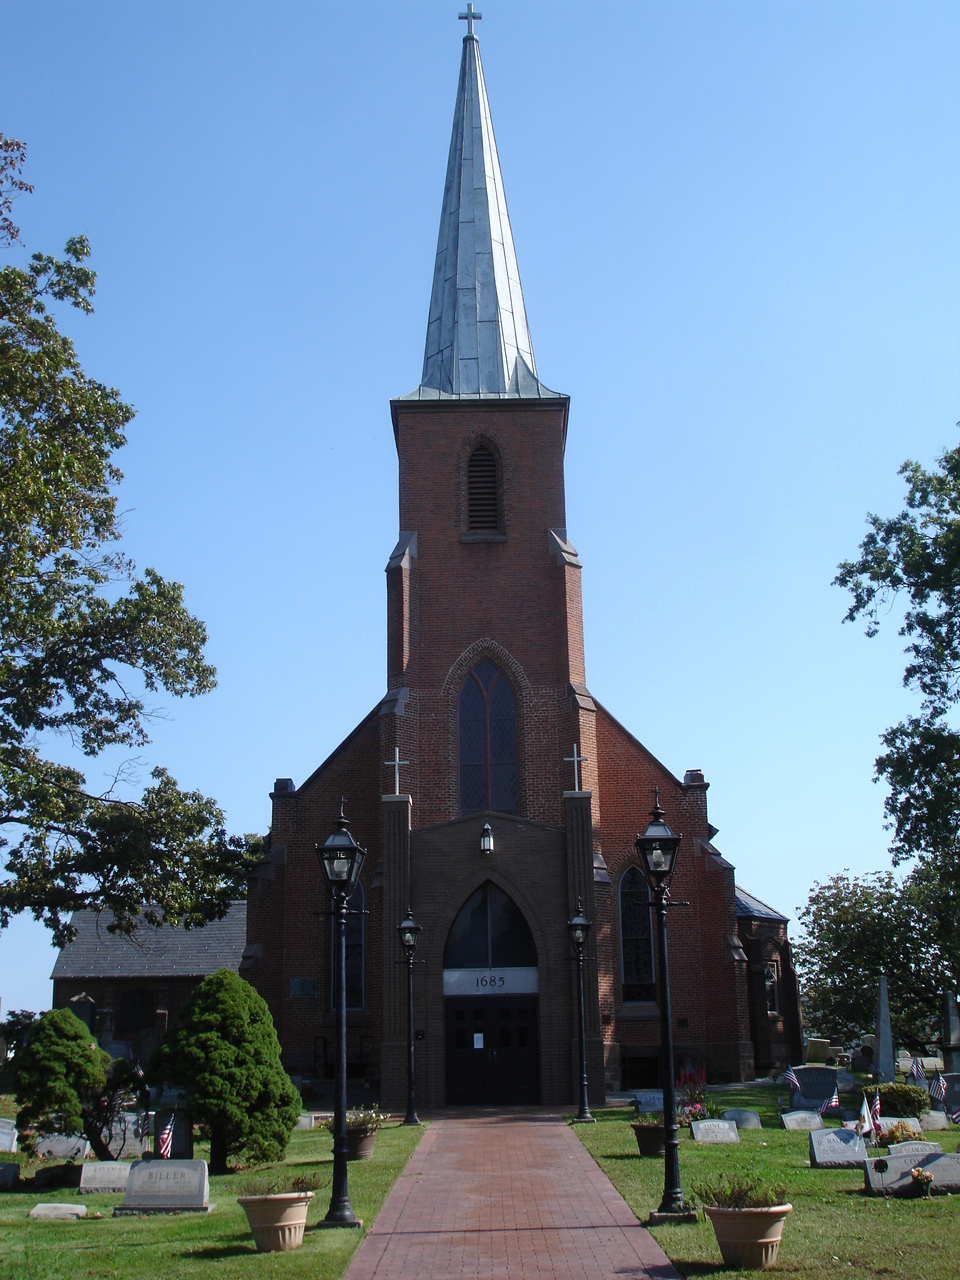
873 1083 930 1117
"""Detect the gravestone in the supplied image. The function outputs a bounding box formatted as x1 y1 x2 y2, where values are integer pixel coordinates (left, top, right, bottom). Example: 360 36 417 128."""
0 1163 19 1191
805 1038 830 1064
153 1107 193 1160
943 993 960 1074
80 1161 132 1194
888 1140 941 1158
114 1159 211 1215
723 1109 762 1130
633 1091 664 1115
296 1113 316 1130
781 1111 824 1131
106 1113 147 1159
809 1127 867 1168
920 1111 948 1131
873 974 895 1082
29 1203 87 1219
690 1119 740 1144
864 1151 960 1198
34 1134 89 1160
941 1074 960 1115
34 1162 82 1190
877 1116 923 1137
789 1065 837 1110
0 1119 16 1154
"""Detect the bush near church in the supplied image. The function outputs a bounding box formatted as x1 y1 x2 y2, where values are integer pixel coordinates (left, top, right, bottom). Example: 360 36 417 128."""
150 968 299 1174
875 1083 931 1117
13 1007 144 1161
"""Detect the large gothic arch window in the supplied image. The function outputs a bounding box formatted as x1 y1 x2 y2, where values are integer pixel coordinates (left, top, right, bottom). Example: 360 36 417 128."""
459 659 518 815
443 882 537 969
619 866 655 1002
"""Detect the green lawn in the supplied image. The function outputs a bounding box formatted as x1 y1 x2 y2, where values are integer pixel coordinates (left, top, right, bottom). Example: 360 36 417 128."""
0 1122 424 1280
572 1090 960 1280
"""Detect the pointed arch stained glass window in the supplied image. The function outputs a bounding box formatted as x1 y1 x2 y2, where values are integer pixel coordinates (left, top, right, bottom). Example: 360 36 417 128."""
459 659 518 815
620 866 655 1002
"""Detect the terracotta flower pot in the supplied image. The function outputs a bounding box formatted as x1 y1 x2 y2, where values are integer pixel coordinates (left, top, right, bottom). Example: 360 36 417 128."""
703 1203 793 1270
345 1129 378 1160
237 1192 314 1252
631 1123 666 1157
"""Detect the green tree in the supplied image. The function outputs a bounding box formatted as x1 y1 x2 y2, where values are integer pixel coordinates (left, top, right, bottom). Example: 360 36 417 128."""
835 435 960 988
0 134 253 944
1 1009 38 1060
14 1007 146 1161
794 872 940 1050
150 969 299 1175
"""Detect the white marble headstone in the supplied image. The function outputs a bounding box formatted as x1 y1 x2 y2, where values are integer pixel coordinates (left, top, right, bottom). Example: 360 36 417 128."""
80 1161 132 1194
781 1110 824 1131
114 1159 211 1215
690 1119 740 1144
29 1203 86 1219
809 1127 867 1168
920 1111 948 1131
887 1140 942 1159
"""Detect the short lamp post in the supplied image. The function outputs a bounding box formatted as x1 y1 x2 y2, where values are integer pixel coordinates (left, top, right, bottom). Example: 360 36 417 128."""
397 909 422 1127
315 801 366 1227
567 899 593 1123
635 790 691 1221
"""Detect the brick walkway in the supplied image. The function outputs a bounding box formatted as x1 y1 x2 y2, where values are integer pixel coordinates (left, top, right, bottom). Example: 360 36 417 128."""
344 1111 681 1280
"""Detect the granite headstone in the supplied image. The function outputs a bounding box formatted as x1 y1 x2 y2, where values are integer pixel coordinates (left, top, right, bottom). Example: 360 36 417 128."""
864 1151 960 1198
781 1111 825 1131
789 1065 838 1110
633 1091 665 1115
805 1038 830 1064
920 1111 948 1131
690 1119 740 1144
723 1109 762 1130
80 1161 132 1194
29 1203 87 1219
34 1134 89 1160
115 1159 211 1215
0 1163 19 1191
877 1116 923 1137
942 993 960 1074
941 1074 960 1115
809 1127 867 1169
887 1140 942 1159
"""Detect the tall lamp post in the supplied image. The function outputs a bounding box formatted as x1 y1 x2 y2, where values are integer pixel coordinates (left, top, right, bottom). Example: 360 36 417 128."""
635 790 695 1223
397 908 422 1126
315 801 366 1227
568 899 593 1123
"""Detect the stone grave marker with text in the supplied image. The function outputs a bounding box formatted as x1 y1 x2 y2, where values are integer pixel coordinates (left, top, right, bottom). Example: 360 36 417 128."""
0 1163 19 1191
0 1119 16 1154
781 1111 824 1131
723 1109 762 1130
789 1065 838 1110
80 1162 132 1194
805 1038 830 1063
941 1074 960 1115
877 1116 923 1137
887 1140 942 1159
864 1151 960 1198
29 1203 86 1219
690 1119 740 1143
115 1159 211 1215
633 1091 664 1114
35 1134 89 1160
921 1111 948 1131
809 1127 867 1168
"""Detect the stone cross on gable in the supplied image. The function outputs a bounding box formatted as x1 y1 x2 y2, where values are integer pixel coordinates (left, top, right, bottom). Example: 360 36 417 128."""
384 746 409 796
459 4 482 36
564 743 588 792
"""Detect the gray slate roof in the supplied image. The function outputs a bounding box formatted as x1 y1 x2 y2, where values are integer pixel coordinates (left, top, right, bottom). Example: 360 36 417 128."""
50 903 247 980
735 887 788 922
404 33 561 401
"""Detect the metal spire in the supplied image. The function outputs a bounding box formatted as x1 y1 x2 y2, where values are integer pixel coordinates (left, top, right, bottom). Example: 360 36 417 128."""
405 21 561 400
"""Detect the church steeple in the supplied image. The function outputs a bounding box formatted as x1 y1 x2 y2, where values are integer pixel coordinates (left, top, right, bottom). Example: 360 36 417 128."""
407 24 561 400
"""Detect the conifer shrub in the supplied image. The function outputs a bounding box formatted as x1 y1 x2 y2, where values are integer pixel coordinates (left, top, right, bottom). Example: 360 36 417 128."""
874 1083 930 1117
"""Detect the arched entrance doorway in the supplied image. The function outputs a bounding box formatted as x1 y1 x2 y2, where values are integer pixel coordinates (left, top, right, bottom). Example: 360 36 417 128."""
443 882 540 1104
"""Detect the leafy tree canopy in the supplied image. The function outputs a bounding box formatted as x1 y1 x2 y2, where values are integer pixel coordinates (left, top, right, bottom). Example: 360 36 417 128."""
0 134 255 944
14 1006 146 1161
150 968 300 1174
794 872 940 1050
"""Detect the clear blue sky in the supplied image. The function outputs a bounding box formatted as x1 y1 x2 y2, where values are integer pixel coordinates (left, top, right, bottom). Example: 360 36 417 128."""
1 2 958 1014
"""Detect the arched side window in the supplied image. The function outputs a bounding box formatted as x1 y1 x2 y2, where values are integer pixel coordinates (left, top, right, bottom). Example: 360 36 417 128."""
619 866 655 1002
459 659 518 815
467 444 500 531
443 882 537 969
330 881 364 1011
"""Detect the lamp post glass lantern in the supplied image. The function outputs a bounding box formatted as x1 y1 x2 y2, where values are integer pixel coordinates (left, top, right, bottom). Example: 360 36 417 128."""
567 899 593 1123
635 790 690 1220
315 800 366 1226
397 909 422 1126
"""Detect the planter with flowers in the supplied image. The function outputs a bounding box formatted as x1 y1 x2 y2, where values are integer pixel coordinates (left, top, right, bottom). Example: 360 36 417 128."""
695 1173 792 1271
237 1173 323 1252
630 1114 666 1157
326 1106 388 1161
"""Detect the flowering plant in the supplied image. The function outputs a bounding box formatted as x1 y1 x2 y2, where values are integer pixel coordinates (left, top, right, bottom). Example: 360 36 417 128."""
910 1167 934 1197
326 1106 388 1135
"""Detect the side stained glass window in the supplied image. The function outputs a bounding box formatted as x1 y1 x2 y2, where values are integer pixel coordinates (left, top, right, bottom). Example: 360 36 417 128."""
459 660 518 815
620 866 655 1002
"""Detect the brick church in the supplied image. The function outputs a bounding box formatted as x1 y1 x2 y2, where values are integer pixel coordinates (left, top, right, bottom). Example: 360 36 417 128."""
243 20 802 1107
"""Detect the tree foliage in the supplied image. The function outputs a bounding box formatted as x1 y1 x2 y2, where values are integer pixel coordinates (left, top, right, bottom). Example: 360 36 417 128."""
0 135 253 944
13 1007 145 1161
1 1008 38 1060
0 135 33 247
794 872 941 1050
150 969 300 1175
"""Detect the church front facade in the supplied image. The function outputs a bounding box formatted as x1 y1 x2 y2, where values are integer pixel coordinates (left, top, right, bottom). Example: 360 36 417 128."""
243 24 802 1107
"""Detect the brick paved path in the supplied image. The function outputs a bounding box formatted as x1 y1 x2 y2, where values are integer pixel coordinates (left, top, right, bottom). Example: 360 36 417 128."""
344 1111 681 1280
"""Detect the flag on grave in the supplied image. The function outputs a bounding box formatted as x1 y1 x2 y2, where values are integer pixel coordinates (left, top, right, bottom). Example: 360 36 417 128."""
158 1112 175 1160
908 1056 927 1083
783 1065 800 1092
929 1071 947 1103
819 1085 840 1116
870 1084 881 1128
856 1094 874 1137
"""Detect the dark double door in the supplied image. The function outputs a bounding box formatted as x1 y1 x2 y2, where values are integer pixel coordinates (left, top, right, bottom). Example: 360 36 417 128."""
445 994 540 1105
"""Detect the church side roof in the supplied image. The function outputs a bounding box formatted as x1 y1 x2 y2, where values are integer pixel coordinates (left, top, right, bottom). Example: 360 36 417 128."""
735 887 788 922
402 31 562 401
50 903 247 980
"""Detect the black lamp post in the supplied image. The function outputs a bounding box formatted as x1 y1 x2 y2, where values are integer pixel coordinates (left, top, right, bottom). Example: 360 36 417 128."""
397 908 422 1127
567 898 593 1123
315 800 366 1227
635 789 692 1222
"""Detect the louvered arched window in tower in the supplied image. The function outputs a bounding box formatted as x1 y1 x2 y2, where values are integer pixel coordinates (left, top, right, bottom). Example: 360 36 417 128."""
459 659 518 815
467 444 500 531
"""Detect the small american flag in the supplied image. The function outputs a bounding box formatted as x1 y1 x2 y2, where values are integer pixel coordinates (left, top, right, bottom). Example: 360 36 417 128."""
158 1112 175 1160
870 1085 881 1128
783 1065 800 1092
951 1107 960 1126
819 1085 840 1116
929 1071 947 1103
907 1056 927 1083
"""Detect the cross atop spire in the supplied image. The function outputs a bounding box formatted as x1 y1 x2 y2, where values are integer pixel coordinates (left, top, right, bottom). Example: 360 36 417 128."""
459 4 481 37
